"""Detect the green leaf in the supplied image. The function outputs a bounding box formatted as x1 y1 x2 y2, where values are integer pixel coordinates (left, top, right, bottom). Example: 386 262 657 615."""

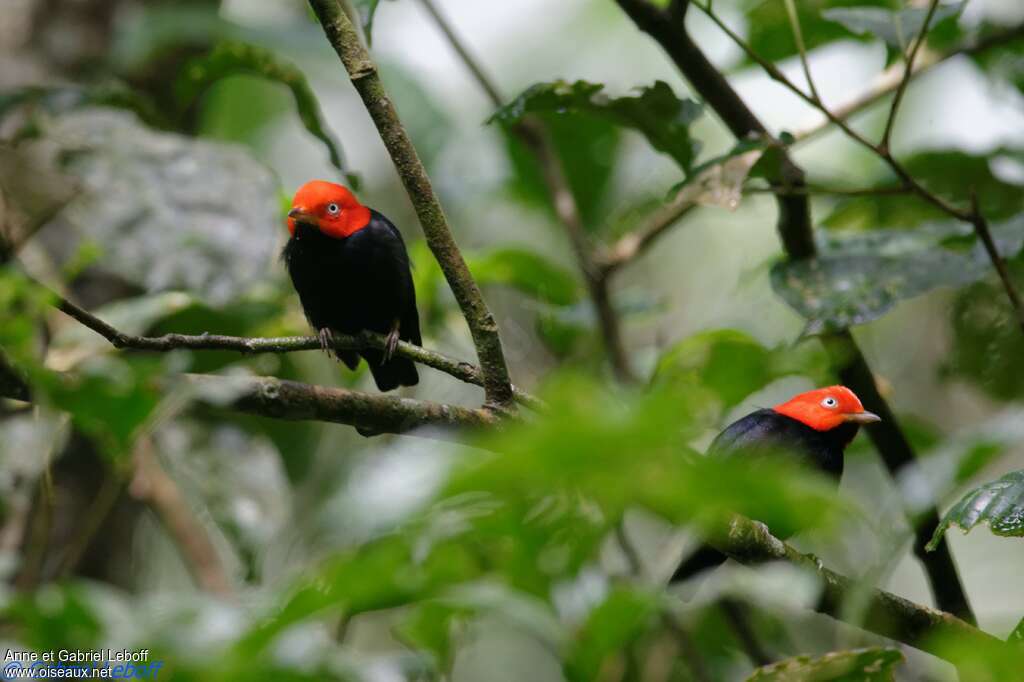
467 247 581 306
771 217 1024 332
746 647 904 681
175 41 359 187
502 114 621 231
565 588 660 682
927 470 1024 550
1011 616 1024 644
490 80 702 175
31 356 167 460
535 302 592 359
239 535 478 654
743 0 891 64
822 4 965 51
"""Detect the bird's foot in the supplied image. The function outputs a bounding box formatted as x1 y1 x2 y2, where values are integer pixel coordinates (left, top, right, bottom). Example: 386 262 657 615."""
383 326 400 363
318 328 336 357
805 552 825 572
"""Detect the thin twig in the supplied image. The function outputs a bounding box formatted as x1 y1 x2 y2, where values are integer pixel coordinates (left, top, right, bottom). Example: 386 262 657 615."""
783 0 820 103
795 22 1024 143
744 183 911 198
969 193 1024 336
417 0 636 382
881 0 941 152
44 283 542 410
693 0 973 223
308 0 515 409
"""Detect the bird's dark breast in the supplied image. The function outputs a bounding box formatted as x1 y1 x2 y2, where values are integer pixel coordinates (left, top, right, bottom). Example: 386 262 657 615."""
282 221 406 335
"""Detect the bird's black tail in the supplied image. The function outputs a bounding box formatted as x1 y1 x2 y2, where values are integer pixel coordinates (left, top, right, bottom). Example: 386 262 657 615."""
670 543 727 583
361 349 418 392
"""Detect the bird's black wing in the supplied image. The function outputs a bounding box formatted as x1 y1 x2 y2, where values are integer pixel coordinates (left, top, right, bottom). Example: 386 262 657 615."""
706 409 804 460
358 212 421 391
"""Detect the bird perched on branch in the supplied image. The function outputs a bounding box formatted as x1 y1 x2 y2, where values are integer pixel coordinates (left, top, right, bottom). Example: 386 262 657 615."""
671 385 880 583
283 180 421 392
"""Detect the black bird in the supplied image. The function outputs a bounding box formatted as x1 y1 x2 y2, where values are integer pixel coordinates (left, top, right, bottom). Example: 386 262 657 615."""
283 180 421 392
671 385 880 583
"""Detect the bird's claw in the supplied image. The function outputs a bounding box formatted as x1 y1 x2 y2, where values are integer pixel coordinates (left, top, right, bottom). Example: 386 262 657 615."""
383 327 400 363
318 328 335 357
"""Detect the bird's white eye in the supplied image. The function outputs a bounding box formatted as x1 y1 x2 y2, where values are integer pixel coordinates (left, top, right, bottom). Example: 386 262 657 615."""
326 203 340 215
821 396 838 408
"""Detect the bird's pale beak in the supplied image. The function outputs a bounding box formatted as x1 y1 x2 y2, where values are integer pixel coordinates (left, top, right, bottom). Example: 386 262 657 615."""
288 207 318 225
845 410 881 425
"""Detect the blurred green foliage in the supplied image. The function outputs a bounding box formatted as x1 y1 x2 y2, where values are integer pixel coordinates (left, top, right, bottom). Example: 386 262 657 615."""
2 0 1024 680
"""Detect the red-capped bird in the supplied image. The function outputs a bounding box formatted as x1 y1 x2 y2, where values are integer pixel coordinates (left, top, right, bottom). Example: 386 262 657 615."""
283 180 421 392
671 385 879 583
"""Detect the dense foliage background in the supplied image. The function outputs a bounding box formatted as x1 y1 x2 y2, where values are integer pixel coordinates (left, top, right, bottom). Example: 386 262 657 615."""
2 0 1024 679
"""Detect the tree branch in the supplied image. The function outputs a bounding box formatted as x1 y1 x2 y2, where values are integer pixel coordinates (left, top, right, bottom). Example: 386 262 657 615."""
188 373 498 438
615 0 976 624
597 21 1024 275
46 284 542 410
710 515 1002 668
307 0 514 408
596 190 697 277
417 0 636 382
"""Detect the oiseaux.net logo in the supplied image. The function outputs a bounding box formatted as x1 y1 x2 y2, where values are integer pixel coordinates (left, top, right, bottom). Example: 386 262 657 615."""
2 650 164 680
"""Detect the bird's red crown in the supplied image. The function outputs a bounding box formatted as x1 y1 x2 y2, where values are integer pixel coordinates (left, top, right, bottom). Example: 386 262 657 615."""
773 385 880 431
287 180 371 239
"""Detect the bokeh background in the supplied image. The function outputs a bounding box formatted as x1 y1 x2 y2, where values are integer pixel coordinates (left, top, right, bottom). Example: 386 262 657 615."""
2 0 1024 679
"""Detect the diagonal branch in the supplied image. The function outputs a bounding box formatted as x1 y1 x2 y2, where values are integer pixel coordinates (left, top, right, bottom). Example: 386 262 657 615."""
307 0 514 408
710 515 1002 668
417 0 636 382
615 0 976 624
596 191 697 277
968 195 1024 337
130 439 235 597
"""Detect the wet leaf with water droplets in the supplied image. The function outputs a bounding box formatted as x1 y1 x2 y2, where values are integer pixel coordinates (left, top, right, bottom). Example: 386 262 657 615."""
771 218 1024 332
927 470 1024 550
